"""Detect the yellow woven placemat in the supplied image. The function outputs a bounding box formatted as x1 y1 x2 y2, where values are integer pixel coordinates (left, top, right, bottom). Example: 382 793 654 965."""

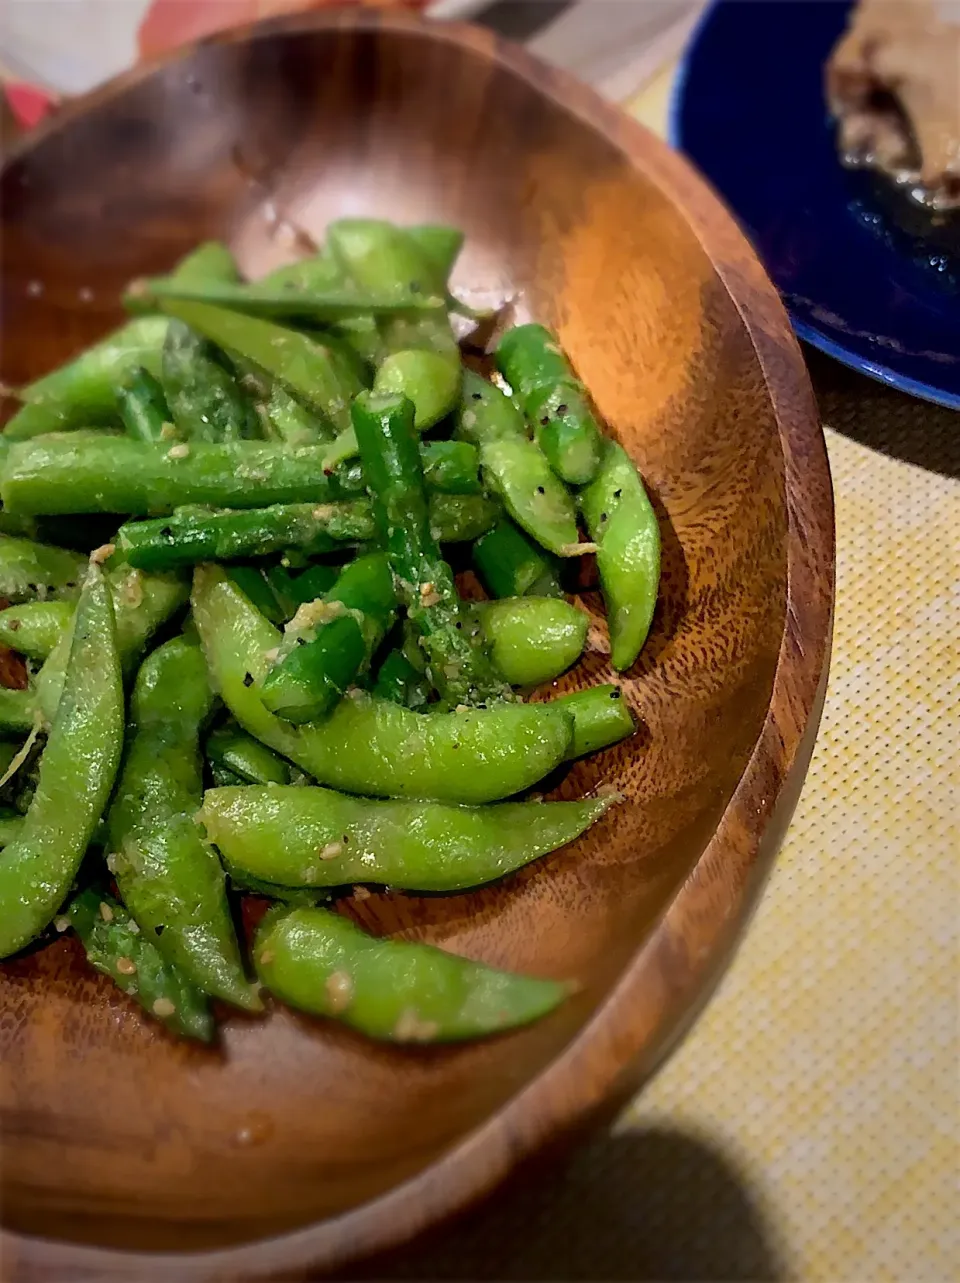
351 66 958 1283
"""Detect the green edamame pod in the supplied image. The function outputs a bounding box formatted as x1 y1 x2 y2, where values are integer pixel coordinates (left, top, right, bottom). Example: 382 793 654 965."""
373 348 461 431
406 225 464 285
35 567 189 724
256 252 342 292
456 371 580 556
0 599 73 660
0 688 36 736
132 277 442 321
1 438 352 517
328 219 461 430
373 648 431 709
201 784 611 893
193 565 574 804
417 440 482 495
0 811 24 847
579 441 661 670
0 535 85 603
117 366 172 443
107 637 259 1010
473 518 563 599
472 597 587 687
422 493 500 544
207 724 292 786
0 564 123 957
153 300 363 433
68 888 213 1042
161 320 261 442
264 385 333 446
255 905 567 1042
496 323 603 485
553 684 635 758
126 241 240 317
352 391 506 707
260 552 397 724
4 317 170 441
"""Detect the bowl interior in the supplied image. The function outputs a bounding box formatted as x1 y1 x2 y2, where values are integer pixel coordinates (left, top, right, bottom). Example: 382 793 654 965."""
0 20 788 1256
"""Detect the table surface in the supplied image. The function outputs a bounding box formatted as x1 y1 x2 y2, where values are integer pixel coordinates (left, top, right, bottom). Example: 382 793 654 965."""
349 58 959 1283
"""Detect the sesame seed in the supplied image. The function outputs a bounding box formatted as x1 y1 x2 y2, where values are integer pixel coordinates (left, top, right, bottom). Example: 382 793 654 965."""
259 949 275 966
159 422 178 440
319 841 343 860
325 970 354 1013
263 647 279 663
461 410 477 429
167 443 190 460
54 916 70 933
116 957 137 976
352 885 371 901
99 901 114 922
105 852 119 873
152 997 176 1018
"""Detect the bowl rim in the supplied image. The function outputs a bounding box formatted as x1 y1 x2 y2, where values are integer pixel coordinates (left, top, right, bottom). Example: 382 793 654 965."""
1 9 834 1279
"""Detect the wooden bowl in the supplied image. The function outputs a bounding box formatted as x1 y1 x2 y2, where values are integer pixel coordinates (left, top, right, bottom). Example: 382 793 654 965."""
0 11 833 1280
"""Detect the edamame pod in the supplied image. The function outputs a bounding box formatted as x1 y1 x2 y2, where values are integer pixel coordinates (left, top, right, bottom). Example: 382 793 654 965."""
192 565 575 804
125 240 240 316
260 553 397 723
579 440 661 670
472 597 587 687
0 564 123 957
68 888 213 1042
496 323 603 485
0 812 25 847
255 905 567 1042
133 277 443 320
107 637 259 1010
456 371 579 556
200 785 611 892
0 535 85 603
35 567 189 724
4 317 170 441
0 599 73 660
552 684 635 759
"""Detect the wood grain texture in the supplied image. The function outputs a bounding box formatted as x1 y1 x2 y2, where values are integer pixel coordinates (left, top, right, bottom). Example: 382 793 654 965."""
0 10 834 1280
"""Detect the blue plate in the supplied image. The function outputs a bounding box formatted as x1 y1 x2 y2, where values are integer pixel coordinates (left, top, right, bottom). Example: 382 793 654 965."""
672 0 960 408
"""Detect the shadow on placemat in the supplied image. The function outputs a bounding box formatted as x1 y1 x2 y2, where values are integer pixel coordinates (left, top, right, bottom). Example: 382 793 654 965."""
342 1126 785 1282
804 346 960 480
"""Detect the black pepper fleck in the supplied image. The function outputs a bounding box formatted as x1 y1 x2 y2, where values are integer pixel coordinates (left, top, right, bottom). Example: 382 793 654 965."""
557 403 568 415
242 672 254 687
536 486 545 495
